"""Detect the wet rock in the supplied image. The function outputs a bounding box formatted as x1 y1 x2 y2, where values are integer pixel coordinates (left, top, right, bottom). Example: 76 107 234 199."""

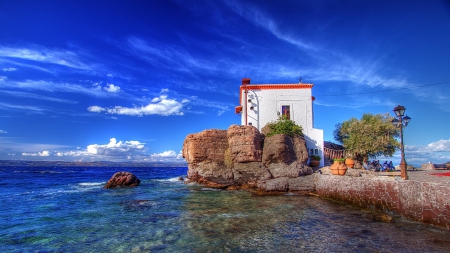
104 171 140 188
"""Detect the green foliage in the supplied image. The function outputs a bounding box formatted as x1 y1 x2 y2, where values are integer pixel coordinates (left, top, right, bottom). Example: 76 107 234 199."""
334 157 345 163
334 113 400 162
266 115 303 137
311 155 321 161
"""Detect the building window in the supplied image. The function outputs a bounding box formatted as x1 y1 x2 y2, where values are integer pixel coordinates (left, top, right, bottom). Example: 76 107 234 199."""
281 105 290 119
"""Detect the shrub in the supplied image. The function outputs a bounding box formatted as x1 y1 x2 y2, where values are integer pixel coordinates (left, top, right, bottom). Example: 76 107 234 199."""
311 155 321 161
266 115 303 137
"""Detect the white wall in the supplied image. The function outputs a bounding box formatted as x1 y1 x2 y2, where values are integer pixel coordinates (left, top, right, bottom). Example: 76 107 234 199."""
240 86 324 166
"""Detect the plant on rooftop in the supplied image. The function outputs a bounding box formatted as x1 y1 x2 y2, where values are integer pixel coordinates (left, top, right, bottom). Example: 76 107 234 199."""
334 113 400 163
266 115 303 137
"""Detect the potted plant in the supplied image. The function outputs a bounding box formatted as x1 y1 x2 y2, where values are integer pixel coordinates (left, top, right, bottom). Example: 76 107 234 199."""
309 155 321 167
331 158 348 176
345 156 355 168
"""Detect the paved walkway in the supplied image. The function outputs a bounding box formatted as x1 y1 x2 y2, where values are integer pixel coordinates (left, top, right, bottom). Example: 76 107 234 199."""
406 169 450 183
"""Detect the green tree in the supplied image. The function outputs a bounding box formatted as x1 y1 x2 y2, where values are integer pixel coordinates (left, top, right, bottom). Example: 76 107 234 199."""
266 115 303 137
334 113 400 162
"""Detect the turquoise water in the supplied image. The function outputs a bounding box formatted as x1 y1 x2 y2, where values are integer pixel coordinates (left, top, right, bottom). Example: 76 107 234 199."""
1 166 449 252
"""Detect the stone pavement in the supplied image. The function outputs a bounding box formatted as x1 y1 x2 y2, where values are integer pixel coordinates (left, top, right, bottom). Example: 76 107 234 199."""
407 169 450 183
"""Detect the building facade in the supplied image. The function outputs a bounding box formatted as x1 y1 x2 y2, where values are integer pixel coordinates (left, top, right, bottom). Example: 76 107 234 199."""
235 78 324 166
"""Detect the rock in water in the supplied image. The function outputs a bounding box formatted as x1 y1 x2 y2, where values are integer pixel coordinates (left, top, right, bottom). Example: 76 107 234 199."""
104 171 140 188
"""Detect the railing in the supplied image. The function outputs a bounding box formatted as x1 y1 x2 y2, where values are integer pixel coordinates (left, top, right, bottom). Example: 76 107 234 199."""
323 147 346 160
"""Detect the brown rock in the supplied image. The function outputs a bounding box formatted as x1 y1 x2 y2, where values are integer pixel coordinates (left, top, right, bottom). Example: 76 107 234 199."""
257 177 289 191
104 171 140 188
182 129 228 165
266 161 312 178
232 162 272 184
227 125 262 163
262 134 308 166
182 125 314 192
182 129 233 185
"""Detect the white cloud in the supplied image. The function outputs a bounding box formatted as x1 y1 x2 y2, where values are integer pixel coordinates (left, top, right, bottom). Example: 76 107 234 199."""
87 105 105 112
426 139 450 152
107 74 113 78
161 88 169 93
217 110 225 116
403 139 450 166
148 150 184 162
22 150 51 156
85 138 145 156
89 95 189 116
2 67 17 72
0 130 7 134
151 150 178 158
104 83 121 93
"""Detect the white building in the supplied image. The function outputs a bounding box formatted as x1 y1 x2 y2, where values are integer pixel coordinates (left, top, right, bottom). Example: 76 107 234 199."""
235 78 324 166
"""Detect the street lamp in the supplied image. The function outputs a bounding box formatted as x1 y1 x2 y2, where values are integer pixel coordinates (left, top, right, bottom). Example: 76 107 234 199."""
392 105 411 180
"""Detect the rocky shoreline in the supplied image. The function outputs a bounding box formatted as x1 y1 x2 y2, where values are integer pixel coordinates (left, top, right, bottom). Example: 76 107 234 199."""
182 124 313 192
182 125 450 229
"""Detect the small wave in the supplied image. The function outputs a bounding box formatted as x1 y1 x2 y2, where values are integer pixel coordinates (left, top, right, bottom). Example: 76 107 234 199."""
155 177 185 182
78 182 104 186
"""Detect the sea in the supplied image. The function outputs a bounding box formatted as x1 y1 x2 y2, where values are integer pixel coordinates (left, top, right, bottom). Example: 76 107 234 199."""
1 166 449 253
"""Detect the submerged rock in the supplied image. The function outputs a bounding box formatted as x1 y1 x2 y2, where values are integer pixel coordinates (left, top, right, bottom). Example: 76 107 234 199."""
104 171 140 188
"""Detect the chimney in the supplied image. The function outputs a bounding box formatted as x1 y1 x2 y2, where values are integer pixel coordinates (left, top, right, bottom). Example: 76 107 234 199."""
242 78 250 85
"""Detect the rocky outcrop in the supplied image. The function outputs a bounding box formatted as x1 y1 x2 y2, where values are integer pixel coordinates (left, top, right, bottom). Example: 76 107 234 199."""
104 171 140 188
182 124 313 192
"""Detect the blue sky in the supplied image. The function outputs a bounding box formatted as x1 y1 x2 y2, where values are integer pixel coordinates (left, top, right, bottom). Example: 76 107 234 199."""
1 0 449 166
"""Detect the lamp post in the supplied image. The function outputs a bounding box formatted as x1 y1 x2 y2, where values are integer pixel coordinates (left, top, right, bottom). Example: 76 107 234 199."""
392 105 411 180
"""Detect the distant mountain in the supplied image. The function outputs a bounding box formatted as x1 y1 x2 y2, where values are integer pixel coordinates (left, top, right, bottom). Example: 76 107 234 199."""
0 160 187 167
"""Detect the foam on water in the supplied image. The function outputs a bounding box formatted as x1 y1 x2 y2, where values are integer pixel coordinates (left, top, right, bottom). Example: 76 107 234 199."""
78 182 105 186
154 176 185 182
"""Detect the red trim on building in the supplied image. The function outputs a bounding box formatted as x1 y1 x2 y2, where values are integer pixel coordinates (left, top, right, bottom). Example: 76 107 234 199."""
238 83 314 109
235 106 242 114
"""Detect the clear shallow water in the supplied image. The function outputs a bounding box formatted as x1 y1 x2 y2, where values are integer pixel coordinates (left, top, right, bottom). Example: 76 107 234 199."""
1 166 449 253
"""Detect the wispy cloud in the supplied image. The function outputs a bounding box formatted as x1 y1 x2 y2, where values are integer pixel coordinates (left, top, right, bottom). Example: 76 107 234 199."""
223 0 315 51
2 67 17 72
88 94 189 116
0 78 119 98
0 46 91 70
0 101 47 113
127 36 219 74
0 90 78 104
0 130 7 134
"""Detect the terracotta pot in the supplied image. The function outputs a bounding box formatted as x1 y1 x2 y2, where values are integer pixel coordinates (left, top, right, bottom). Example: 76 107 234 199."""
345 158 355 168
330 167 339 175
309 160 320 167
338 167 348 176
331 161 347 176
330 161 340 175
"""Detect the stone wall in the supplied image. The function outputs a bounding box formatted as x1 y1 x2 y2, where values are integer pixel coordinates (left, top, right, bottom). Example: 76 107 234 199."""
315 175 450 229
